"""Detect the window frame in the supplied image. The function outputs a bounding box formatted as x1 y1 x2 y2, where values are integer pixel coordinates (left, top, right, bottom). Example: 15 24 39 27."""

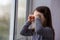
9 0 17 40
9 0 33 40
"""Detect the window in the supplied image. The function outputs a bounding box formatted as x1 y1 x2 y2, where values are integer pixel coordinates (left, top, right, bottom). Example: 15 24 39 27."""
0 0 11 40
16 0 27 40
14 0 33 40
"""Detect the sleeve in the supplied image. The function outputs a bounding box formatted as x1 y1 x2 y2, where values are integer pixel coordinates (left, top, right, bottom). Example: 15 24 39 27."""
20 21 34 36
35 17 53 38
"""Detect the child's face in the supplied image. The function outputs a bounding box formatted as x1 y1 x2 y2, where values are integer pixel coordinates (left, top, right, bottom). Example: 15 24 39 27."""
33 10 46 25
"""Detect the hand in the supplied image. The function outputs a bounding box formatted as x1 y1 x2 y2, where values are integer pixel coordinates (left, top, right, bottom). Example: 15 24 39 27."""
28 15 35 22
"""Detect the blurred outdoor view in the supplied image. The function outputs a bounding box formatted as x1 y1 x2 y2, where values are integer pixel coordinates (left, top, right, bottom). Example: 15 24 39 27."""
17 0 26 40
0 0 11 40
0 0 26 40
17 0 32 40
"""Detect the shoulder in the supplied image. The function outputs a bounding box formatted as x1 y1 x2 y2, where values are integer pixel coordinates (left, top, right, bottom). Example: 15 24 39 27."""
45 27 52 31
42 27 54 39
42 27 53 33
44 27 53 37
41 27 53 34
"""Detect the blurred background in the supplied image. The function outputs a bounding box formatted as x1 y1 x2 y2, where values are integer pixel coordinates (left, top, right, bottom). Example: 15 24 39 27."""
0 0 11 40
0 0 26 40
0 0 60 40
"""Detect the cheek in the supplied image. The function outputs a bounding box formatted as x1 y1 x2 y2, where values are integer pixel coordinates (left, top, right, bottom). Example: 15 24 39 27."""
41 16 46 23
34 11 36 15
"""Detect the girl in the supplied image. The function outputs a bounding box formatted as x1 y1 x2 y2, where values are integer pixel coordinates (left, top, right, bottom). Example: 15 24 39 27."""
20 6 55 40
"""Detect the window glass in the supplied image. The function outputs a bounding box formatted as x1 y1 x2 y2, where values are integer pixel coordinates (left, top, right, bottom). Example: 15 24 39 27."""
16 0 26 40
0 0 11 40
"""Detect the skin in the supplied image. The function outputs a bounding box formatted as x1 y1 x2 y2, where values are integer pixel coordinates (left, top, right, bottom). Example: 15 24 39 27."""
28 10 46 28
33 10 46 25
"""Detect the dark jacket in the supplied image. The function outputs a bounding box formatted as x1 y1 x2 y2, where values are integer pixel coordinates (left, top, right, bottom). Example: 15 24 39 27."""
20 17 53 40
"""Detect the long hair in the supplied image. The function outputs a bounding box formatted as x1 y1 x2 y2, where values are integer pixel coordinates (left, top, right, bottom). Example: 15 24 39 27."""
34 6 55 40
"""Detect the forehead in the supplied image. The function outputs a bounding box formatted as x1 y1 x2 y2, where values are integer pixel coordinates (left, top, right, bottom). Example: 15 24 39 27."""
34 10 42 14
34 10 40 13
